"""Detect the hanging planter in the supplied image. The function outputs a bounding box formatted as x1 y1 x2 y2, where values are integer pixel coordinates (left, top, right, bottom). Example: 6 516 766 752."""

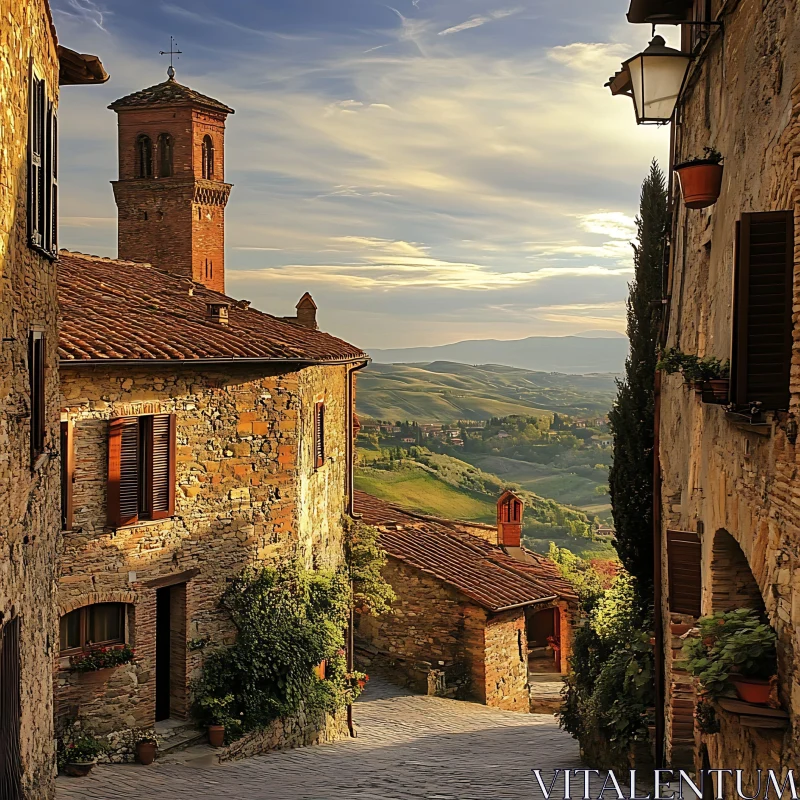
703 378 730 405
675 148 724 209
657 348 730 404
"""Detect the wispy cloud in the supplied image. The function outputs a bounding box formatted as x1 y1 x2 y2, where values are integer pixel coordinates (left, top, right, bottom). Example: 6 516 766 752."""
438 7 522 36
51 0 108 31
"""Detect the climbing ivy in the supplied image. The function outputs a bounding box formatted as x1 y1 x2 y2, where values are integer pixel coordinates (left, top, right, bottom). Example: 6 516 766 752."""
344 518 396 616
191 560 353 739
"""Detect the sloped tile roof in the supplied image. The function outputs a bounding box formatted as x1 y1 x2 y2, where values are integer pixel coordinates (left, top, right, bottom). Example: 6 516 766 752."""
58 251 367 364
355 491 576 611
108 77 234 114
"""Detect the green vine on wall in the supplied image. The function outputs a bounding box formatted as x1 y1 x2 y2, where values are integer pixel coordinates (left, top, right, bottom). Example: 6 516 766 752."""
345 518 397 617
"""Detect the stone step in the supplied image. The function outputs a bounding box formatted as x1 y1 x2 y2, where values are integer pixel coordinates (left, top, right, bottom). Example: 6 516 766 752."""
158 743 221 767
157 728 208 756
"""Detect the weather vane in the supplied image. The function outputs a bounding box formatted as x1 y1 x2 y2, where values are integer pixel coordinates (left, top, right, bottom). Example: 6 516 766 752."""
159 36 182 80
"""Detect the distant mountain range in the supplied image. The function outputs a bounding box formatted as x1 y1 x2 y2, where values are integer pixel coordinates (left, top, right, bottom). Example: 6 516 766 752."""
368 335 629 375
356 361 618 422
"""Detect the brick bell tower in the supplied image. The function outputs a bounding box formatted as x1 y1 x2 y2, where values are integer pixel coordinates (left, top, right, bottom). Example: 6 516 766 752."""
109 67 234 292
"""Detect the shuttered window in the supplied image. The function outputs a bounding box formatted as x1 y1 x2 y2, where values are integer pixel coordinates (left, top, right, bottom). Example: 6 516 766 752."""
667 530 702 616
0 617 22 800
108 414 175 527
29 331 45 464
28 70 57 257
732 211 794 411
314 402 325 469
61 420 74 530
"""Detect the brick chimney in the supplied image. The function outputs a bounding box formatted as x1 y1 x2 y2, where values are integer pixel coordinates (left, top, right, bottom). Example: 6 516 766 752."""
295 292 318 330
497 490 523 548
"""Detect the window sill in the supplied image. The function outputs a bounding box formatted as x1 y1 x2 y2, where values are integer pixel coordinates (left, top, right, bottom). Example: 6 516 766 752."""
110 516 176 532
29 242 58 262
716 698 788 730
724 411 773 437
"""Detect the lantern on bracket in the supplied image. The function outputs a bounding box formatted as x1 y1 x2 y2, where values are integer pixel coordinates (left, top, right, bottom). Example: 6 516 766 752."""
607 36 693 125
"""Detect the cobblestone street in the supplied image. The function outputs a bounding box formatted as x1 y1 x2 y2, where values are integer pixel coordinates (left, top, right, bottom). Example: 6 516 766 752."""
56 678 582 800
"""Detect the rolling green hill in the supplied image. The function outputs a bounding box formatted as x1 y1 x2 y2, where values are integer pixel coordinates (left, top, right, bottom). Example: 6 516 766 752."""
355 452 616 559
356 362 617 423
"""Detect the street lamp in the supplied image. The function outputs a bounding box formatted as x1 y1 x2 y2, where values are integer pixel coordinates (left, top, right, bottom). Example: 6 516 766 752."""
613 36 693 125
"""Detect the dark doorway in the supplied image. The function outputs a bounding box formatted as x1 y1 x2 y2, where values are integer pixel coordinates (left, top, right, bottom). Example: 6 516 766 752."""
155 583 188 722
0 617 23 800
155 588 172 721
526 607 561 673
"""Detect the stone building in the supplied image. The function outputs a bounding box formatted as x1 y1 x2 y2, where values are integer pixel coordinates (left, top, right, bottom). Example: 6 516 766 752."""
53 71 368 748
0 2 106 796
354 491 577 713
611 0 800 787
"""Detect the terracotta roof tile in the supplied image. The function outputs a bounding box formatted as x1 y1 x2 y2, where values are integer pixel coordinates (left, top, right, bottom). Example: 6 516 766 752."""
355 491 576 611
108 77 234 114
58 251 367 364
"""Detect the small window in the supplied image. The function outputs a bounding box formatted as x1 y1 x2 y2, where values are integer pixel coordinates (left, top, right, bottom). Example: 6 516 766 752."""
314 402 325 469
136 134 153 178
158 132 173 177
108 414 176 527
59 604 126 654
29 331 45 464
201 135 214 179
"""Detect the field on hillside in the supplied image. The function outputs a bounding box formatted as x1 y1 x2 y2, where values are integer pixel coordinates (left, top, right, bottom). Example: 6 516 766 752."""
460 454 612 520
355 456 616 559
357 362 617 422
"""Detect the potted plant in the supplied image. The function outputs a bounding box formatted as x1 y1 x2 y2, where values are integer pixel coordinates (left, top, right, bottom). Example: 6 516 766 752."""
193 692 234 748
683 609 777 705
657 349 730 401
61 732 107 777
69 643 135 684
134 730 159 765
674 147 724 209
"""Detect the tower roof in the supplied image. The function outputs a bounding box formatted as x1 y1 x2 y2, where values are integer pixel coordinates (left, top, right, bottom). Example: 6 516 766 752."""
109 77 234 115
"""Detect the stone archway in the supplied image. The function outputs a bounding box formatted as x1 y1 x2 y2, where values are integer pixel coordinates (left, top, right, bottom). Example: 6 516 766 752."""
710 530 765 615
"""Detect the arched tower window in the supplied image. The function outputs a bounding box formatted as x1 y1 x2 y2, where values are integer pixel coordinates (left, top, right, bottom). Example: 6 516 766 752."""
158 133 173 177
136 134 153 179
201 135 214 179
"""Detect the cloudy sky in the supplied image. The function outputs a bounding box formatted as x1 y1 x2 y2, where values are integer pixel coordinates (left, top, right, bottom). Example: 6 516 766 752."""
53 0 670 348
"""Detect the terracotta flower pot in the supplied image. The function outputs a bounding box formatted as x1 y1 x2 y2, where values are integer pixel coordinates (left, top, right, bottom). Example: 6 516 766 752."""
76 667 115 685
675 161 724 209
208 725 225 748
704 379 730 404
136 741 157 765
65 760 96 778
731 676 771 705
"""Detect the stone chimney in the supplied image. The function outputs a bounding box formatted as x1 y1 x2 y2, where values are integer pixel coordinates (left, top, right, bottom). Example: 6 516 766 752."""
206 301 231 325
497 490 523 548
295 292 318 330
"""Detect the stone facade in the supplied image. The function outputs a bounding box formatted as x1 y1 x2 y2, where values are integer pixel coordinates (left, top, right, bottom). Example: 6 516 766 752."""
1 3 61 797
357 556 569 712
655 0 800 785
55 361 353 737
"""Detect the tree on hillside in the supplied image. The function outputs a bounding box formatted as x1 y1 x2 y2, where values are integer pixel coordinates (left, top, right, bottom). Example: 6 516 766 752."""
608 160 668 610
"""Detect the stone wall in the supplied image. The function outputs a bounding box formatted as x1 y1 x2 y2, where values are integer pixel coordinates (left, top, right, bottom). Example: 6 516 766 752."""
56 362 351 741
659 0 800 782
0 2 61 797
356 556 531 711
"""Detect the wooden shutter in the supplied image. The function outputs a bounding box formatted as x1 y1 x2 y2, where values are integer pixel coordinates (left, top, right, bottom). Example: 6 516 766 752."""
61 419 75 530
0 617 23 800
667 530 702 616
47 102 57 255
145 414 176 520
314 402 325 469
29 332 45 463
732 211 794 410
108 417 140 527
28 73 45 249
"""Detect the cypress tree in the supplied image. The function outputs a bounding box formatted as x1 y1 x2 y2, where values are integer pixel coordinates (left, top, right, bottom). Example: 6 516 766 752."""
608 160 668 610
